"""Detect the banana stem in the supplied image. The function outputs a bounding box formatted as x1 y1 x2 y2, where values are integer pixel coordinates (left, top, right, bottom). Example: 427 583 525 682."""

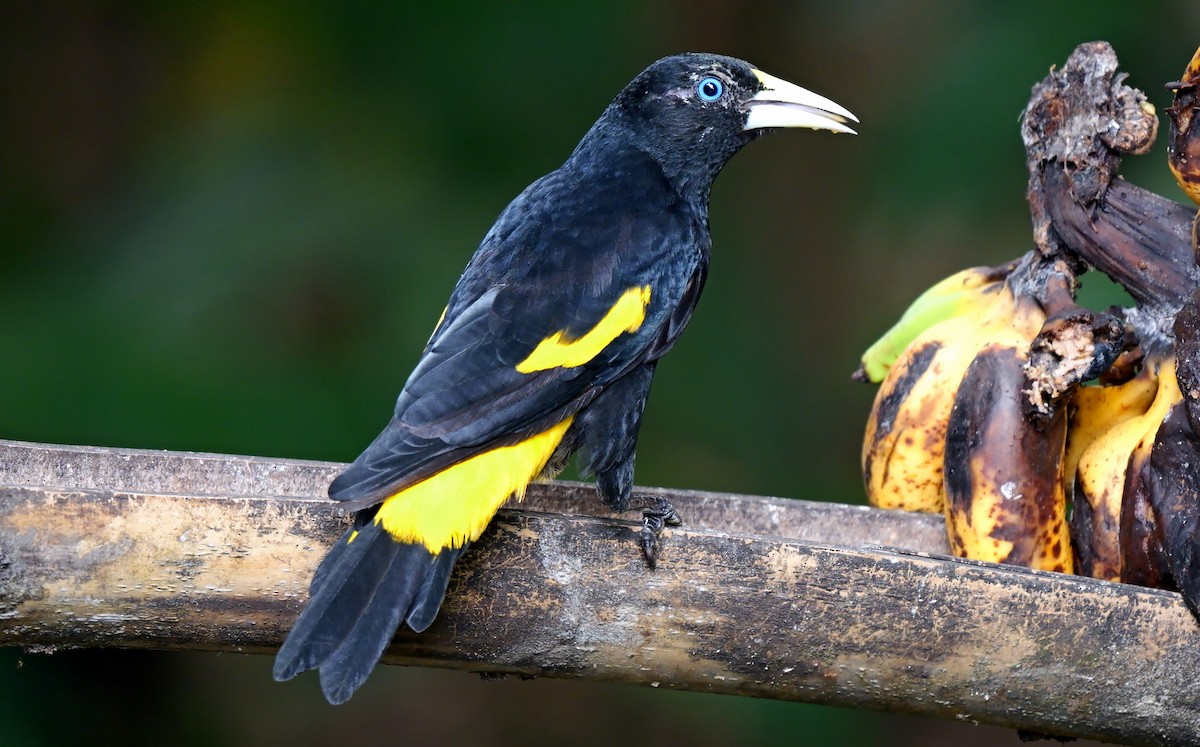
1005 254 1126 420
1040 171 1196 310
1021 42 1199 315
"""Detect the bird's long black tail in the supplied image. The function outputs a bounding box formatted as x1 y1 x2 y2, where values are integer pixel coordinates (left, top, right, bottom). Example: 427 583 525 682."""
273 514 464 704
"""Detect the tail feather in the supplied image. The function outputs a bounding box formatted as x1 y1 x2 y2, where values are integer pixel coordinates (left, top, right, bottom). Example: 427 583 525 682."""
308 510 375 594
273 519 457 703
405 545 466 632
274 520 401 681
316 546 426 704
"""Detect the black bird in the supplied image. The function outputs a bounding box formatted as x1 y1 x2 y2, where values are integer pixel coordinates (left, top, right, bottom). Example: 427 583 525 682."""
274 52 856 704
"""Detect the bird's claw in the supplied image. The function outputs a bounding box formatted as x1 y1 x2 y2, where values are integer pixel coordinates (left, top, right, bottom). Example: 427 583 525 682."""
635 495 681 569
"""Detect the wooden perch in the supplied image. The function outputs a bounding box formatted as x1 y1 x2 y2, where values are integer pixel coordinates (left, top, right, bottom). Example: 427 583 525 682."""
1 439 1198 745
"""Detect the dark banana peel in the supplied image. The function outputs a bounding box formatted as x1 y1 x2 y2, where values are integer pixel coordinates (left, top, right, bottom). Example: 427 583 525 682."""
1115 293 1200 615
943 344 1073 571
1129 51 1200 616
1138 291 1200 617
1121 412 1176 591
1024 302 1127 415
1128 401 1199 612
1173 290 1200 435
942 286 1124 573
1040 175 1198 314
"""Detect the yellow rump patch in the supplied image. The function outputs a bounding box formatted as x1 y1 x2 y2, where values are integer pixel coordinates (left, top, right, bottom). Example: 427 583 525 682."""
516 286 652 373
374 417 574 553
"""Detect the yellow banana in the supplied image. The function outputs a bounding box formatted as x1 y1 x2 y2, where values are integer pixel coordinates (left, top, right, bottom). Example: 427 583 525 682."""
1118 358 1183 583
862 282 1043 513
856 263 1015 384
1062 367 1158 500
1072 356 1178 581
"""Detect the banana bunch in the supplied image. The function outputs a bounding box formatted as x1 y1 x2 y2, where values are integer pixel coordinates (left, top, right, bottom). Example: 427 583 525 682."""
859 263 1192 588
859 257 1124 574
856 43 1200 625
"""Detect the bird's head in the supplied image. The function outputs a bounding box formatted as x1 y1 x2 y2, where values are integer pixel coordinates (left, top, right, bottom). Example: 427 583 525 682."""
601 52 857 199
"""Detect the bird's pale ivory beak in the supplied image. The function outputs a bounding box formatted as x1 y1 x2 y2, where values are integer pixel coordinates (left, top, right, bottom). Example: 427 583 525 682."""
743 69 858 134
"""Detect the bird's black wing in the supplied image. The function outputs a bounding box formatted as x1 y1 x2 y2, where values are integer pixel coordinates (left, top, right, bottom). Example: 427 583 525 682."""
330 155 708 507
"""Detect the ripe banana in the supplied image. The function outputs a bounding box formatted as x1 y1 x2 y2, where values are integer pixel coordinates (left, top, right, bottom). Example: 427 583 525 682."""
1064 368 1158 488
856 263 1015 384
1071 356 1178 581
1166 45 1200 207
1063 366 1158 578
862 277 1042 514
942 341 1071 571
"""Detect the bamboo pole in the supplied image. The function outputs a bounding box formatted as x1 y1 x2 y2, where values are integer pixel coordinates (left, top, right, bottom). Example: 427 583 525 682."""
1 439 1197 745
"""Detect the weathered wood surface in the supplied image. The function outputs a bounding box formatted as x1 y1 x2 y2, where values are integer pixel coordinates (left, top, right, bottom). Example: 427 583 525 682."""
1 440 1199 745
0 438 949 551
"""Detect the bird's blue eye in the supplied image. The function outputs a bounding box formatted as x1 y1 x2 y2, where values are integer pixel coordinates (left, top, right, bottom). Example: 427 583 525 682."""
697 77 723 102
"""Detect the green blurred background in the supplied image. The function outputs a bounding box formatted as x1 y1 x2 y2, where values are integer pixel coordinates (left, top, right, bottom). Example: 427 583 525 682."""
2 1 1196 745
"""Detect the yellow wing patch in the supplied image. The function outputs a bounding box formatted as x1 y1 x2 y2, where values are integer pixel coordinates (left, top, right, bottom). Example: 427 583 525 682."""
516 286 652 373
374 417 574 553
427 305 449 344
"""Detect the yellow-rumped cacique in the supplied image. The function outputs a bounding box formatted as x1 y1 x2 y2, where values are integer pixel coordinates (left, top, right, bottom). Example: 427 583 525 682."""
273 52 856 704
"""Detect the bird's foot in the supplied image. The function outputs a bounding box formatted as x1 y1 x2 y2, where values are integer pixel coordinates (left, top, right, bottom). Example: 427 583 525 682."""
633 495 682 569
